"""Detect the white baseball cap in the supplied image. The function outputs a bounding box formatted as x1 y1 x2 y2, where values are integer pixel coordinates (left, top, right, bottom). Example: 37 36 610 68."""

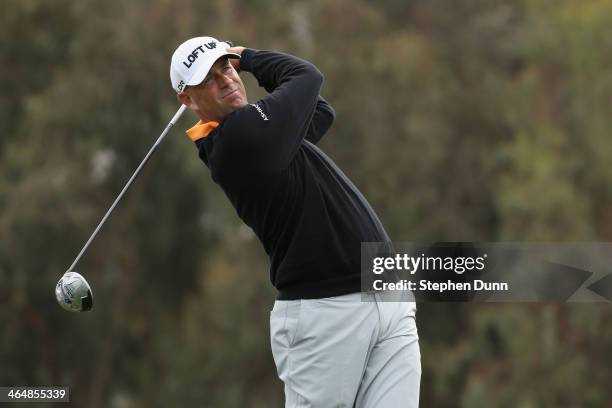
170 36 240 93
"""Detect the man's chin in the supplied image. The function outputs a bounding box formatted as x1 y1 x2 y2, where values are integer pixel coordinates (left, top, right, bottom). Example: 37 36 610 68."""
229 98 248 111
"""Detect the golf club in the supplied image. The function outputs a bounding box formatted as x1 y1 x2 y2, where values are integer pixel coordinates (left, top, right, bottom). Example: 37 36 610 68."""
55 104 188 312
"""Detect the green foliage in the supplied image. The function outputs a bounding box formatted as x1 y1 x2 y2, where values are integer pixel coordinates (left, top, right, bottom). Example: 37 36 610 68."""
2 0 612 406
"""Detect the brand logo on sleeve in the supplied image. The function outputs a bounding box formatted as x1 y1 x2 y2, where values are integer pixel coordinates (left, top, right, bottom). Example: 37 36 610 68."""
182 42 217 69
250 103 269 121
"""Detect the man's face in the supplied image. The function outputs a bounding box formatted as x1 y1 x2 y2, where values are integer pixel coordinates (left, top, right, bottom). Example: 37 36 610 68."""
181 57 248 121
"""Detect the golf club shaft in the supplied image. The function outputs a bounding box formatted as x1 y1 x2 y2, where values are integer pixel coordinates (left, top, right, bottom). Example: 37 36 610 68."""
66 104 188 273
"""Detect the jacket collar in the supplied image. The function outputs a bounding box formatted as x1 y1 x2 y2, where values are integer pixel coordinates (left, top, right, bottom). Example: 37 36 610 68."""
186 120 219 142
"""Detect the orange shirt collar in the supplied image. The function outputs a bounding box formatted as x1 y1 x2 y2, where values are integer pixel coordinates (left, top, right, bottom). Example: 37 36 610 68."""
186 120 220 142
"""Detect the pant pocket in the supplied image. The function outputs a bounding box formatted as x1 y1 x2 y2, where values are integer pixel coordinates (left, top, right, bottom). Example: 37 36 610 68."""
270 300 302 379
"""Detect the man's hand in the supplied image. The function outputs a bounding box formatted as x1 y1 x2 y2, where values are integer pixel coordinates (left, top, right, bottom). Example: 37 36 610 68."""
227 46 245 72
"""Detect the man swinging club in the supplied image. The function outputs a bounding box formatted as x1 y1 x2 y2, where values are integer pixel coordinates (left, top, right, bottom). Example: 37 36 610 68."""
170 36 421 407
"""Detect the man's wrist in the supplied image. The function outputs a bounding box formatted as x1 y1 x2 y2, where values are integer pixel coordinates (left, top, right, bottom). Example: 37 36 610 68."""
238 48 257 73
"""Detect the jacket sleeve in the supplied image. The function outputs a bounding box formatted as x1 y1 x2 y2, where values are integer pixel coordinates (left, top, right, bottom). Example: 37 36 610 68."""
221 49 324 171
305 96 335 145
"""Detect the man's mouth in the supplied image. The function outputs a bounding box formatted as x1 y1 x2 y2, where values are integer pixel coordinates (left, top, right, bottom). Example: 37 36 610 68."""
223 89 239 99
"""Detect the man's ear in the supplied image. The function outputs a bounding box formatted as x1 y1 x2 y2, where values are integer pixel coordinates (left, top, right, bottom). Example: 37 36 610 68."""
177 92 195 110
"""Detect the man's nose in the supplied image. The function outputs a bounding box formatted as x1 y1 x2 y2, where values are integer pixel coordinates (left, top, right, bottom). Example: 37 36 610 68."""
216 73 232 87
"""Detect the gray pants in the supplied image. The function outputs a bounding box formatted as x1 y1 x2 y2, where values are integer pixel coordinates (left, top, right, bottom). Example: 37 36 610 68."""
270 292 420 407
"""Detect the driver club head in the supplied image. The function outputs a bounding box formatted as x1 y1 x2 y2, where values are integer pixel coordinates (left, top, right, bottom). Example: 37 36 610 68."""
55 271 94 312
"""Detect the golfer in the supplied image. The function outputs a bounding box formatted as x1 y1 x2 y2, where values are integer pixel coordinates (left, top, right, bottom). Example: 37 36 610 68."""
170 36 421 407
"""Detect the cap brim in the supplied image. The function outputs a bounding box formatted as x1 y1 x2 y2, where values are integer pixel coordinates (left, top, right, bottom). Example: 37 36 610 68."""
185 51 242 89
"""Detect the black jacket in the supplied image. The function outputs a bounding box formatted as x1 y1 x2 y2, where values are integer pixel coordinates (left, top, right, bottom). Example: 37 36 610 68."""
193 48 390 299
